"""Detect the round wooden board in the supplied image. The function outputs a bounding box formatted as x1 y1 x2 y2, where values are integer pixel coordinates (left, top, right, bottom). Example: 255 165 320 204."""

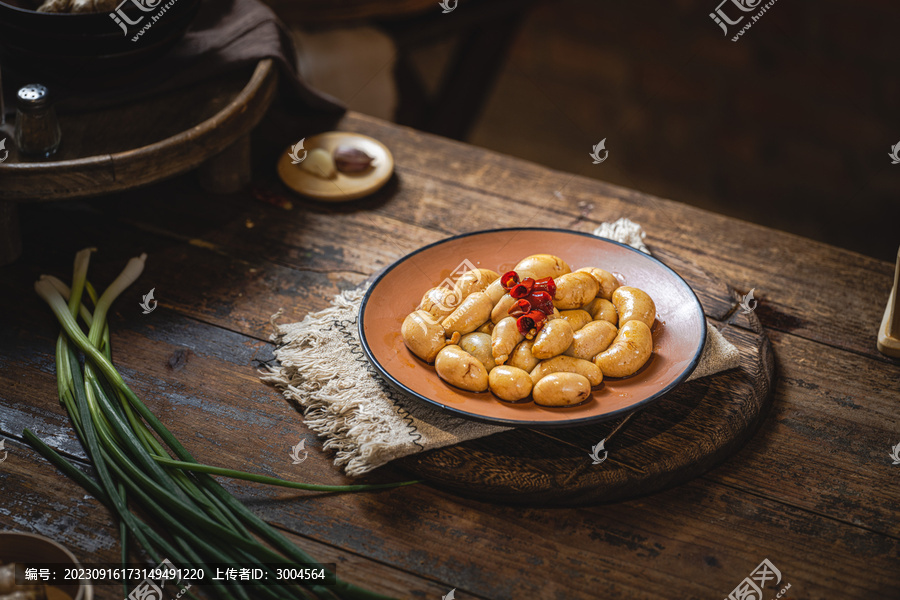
396 252 775 506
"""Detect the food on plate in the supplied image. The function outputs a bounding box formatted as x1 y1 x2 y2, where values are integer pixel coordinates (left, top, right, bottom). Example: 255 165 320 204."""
418 285 460 320
532 372 592 406
593 320 653 378
551 271 600 309
459 332 496 371
476 321 494 334
435 345 489 392
399 253 659 406
531 318 575 360
488 366 533 401
576 266 620 300
441 291 493 336
564 319 618 361
402 310 454 362
530 355 603 387
453 268 499 298
490 293 518 323
491 316 525 365
513 254 571 280
506 339 539 372
585 297 618 325
483 279 507 304
612 286 656 329
556 309 593 332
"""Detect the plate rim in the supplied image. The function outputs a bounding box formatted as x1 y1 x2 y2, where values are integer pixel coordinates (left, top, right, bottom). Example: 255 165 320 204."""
358 227 708 429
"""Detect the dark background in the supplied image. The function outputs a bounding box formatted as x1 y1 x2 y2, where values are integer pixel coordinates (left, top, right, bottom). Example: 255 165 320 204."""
266 0 900 262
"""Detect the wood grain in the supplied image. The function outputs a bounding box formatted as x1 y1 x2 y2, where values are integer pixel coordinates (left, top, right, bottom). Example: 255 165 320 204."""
0 110 897 599
1 306 896 598
0 440 473 600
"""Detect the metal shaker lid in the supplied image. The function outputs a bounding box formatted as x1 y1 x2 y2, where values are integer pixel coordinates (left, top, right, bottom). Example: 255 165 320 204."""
16 84 52 113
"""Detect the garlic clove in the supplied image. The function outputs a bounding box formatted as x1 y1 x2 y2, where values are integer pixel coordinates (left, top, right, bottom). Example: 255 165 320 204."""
300 148 336 179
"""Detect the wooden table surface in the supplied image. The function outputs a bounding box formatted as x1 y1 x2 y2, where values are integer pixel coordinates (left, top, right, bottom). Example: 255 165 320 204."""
0 110 897 600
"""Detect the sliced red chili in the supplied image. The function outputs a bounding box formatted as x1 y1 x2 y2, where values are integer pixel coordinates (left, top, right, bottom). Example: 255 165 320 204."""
516 314 535 335
533 276 557 298
527 291 554 315
517 310 547 335
508 299 532 318
509 277 535 299
500 271 519 290
524 310 546 328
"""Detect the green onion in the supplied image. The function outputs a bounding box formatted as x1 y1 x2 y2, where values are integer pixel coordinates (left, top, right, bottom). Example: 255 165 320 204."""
25 250 418 600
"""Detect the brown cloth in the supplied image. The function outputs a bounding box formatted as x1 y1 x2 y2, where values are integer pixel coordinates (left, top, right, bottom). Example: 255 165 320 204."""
2 0 344 116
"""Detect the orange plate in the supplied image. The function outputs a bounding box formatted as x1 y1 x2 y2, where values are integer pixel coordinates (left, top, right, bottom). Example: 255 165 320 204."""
359 228 707 428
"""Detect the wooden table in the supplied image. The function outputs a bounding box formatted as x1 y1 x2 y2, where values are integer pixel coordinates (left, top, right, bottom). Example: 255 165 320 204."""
0 110 897 599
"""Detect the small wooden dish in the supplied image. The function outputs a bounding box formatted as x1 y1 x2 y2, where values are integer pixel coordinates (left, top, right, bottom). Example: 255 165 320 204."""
276 132 394 202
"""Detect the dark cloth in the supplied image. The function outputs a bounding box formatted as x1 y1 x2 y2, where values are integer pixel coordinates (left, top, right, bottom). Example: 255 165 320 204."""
2 0 344 116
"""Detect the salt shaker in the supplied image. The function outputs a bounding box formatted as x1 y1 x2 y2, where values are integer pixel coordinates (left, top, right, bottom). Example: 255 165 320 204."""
14 84 61 157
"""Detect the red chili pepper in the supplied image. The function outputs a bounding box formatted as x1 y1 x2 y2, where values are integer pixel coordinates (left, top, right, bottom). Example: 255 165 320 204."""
509 277 535 299
508 299 532 318
527 291 554 315
525 310 546 327
516 310 547 335
533 277 557 298
500 271 519 290
516 314 534 335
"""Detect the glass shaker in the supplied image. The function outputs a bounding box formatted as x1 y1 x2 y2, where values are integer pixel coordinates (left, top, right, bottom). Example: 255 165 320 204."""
14 84 61 158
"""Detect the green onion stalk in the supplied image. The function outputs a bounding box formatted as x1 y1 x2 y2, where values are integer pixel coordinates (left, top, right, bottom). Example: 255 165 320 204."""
25 249 419 600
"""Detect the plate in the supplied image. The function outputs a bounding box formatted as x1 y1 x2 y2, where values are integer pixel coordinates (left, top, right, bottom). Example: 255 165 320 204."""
277 132 393 202
359 228 707 428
